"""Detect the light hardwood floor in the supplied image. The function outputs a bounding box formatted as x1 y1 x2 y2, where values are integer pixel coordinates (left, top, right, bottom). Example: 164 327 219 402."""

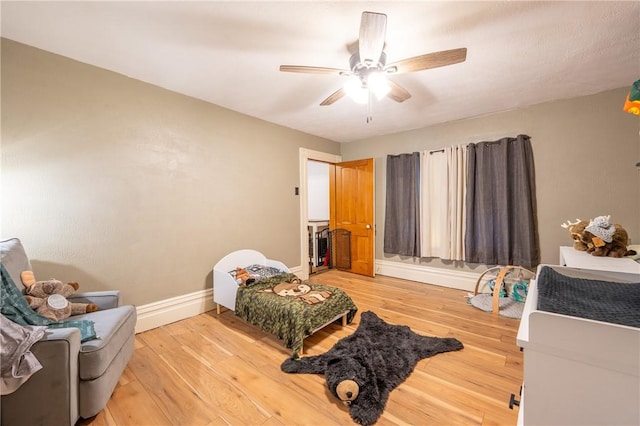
79 270 523 426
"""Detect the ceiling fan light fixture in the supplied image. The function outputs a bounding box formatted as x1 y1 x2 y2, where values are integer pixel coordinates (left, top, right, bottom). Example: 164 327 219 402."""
344 77 369 104
368 72 390 100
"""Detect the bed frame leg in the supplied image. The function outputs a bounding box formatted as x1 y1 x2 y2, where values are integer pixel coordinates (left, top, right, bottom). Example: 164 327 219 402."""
216 304 221 315
342 314 347 327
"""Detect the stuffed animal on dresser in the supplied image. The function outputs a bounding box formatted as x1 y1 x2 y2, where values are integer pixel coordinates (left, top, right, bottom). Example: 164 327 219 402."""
562 216 637 258
561 218 591 251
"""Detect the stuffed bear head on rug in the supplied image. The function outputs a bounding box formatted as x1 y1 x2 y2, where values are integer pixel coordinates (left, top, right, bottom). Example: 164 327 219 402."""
21 271 98 322
281 311 464 425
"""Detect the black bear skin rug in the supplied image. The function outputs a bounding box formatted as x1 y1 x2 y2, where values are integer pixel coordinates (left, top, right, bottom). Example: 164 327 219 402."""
281 310 464 425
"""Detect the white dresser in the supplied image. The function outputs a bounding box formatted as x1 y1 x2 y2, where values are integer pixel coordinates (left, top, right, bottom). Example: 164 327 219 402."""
559 245 640 276
516 264 640 426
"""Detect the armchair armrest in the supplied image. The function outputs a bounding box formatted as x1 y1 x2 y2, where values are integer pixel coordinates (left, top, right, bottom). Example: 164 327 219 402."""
33 327 82 357
1 328 81 425
69 291 120 310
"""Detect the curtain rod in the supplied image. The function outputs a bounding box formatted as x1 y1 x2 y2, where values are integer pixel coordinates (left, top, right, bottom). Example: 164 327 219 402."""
428 145 470 154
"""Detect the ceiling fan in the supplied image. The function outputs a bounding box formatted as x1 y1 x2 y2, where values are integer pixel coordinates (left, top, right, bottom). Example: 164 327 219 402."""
280 11 467 114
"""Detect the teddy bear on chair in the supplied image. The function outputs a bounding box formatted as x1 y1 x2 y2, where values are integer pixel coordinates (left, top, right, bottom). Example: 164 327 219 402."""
21 270 98 322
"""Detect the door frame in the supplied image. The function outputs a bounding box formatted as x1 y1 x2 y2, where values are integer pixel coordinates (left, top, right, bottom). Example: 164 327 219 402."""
298 148 341 279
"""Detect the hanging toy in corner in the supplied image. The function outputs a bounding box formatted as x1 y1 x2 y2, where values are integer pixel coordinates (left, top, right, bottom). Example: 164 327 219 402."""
623 79 640 115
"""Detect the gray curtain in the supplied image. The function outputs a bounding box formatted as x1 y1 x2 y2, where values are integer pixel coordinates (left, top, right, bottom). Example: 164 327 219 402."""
465 135 540 267
384 152 420 256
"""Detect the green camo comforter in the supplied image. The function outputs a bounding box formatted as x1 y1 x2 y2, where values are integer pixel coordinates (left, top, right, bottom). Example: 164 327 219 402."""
235 273 357 356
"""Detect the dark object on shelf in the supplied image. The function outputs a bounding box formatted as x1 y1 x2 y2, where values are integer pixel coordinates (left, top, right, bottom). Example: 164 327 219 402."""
314 228 351 271
316 228 330 267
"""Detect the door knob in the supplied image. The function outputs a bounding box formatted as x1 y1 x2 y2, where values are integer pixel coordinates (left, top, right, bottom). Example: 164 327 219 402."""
365 224 372 229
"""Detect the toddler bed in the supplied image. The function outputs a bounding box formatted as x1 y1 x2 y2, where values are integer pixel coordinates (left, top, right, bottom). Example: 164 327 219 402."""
213 249 357 355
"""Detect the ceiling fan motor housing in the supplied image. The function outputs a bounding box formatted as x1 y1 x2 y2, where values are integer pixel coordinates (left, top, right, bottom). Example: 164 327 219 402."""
350 52 386 71
350 52 387 84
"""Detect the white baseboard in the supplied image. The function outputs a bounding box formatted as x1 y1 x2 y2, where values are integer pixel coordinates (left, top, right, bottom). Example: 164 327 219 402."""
375 260 479 292
289 265 304 275
135 265 306 333
135 288 215 333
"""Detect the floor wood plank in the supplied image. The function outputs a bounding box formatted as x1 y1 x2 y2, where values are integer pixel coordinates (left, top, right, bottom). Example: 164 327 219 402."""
80 270 523 425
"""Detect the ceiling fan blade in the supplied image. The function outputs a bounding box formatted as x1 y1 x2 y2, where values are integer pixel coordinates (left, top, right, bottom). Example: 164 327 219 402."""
386 80 411 103
279 65 348 75
386 48 467 74
345 39 359 55
359 12 387 64
320 88 346 106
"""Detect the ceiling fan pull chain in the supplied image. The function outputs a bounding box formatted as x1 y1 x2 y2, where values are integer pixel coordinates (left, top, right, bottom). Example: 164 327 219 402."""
366 90 373 123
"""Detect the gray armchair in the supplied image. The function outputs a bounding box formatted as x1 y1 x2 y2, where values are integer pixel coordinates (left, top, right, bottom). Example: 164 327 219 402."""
1 238 137 425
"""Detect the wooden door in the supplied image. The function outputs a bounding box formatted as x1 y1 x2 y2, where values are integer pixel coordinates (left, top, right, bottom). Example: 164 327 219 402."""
330 158 375 277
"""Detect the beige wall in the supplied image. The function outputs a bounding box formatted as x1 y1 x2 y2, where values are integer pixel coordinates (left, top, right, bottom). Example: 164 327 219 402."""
342 87 640 269
3 39 638 309
1 39 340 306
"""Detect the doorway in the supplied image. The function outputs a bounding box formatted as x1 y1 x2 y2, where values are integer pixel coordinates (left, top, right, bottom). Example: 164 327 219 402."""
298 148 375 279
307 160 330 274
298 149 340 279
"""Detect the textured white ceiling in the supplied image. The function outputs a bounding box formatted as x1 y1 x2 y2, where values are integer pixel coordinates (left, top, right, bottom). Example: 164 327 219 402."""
2 1 639 143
